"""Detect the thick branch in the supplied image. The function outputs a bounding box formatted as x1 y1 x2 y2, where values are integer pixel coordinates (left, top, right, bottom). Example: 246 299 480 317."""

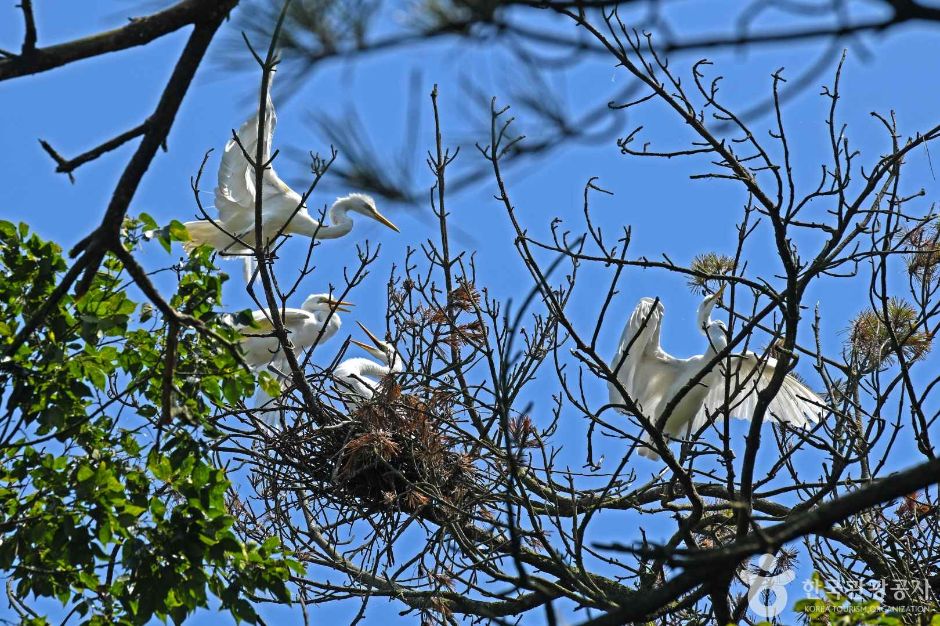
0 0 235 81
588 456 940 624
70 5 232 273
18 0 37 54
6 8 230 358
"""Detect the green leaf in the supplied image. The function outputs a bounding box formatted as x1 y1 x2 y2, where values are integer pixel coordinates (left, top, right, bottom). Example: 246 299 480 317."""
168 220 190 242
139 213 159 234
0 216 299 624
258 371 281 398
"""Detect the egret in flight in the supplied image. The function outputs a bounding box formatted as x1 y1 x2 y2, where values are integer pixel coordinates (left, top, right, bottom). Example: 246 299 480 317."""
183 92 399 281
333 322 403 402
238 293 352 370
609 286 824 460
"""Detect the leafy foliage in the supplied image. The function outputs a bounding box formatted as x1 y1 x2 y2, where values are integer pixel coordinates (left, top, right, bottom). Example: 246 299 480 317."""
0 219 296 625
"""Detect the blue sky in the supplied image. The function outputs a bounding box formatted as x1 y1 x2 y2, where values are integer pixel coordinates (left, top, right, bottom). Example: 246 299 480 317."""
2 1 940 624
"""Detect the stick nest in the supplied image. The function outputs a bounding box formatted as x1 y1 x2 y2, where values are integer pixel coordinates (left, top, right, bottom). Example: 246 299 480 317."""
269 376 483 524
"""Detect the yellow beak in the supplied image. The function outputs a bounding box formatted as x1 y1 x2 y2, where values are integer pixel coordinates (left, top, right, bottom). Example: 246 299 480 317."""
715 283 726 299
356 321 385 349
372 211 400 233
328 299 354 313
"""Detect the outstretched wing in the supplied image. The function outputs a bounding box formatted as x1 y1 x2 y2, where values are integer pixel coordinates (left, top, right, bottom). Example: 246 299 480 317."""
213 87 307 237
609 298 678 416
214 90 276 223
694 352 825 430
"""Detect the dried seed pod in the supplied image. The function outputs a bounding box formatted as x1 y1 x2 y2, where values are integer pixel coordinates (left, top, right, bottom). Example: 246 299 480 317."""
449 279 480 311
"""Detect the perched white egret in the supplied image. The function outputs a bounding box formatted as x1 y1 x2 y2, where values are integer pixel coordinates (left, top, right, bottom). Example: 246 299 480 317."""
238 293 352 370
609 286 824 460
183 92 399 281
333 322 403 402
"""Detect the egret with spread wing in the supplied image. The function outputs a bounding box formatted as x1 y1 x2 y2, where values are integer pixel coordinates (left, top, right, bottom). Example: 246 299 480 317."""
333 323 403 403
608 286 824 460
238 293 352 370
183 89 398 281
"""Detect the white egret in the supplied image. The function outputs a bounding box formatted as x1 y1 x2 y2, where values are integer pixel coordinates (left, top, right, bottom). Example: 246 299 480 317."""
608 286 824 460
183 92 399 281
238 293 352 369
333 322 403 402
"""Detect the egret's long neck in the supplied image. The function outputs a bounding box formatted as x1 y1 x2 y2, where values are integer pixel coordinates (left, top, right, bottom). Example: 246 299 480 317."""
388 351 404 374
334 352 401 402
312 201 355 240
314 310 342 342
705 324 728 353
334 358 379 399
696 296 718 335
359 360 392 378
290 212 327 237
288 202 356 239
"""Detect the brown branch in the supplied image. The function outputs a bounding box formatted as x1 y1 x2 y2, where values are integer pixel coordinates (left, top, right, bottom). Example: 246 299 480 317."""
588 456 940 624
691 458 940 562
69 4 233 295
244 0 326 423
18 0 37 54
113 245 248 370
5 27 245 362
660 0 940 53
3 2 235 363
38 122 149 182
0 0 235 81
160 320 180 425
